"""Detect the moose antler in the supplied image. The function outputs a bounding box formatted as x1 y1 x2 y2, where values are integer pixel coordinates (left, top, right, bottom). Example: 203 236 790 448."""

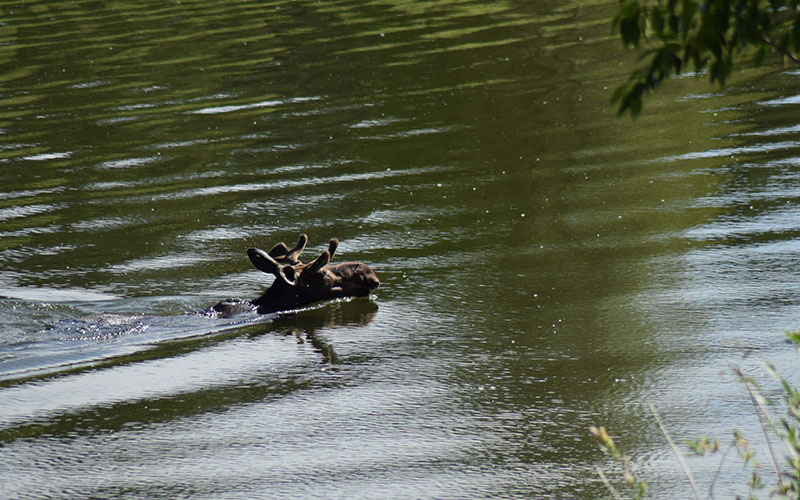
267 233 308 265
267 233 339 265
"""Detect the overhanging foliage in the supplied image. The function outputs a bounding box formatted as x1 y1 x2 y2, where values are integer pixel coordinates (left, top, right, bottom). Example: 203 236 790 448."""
613 0 800 117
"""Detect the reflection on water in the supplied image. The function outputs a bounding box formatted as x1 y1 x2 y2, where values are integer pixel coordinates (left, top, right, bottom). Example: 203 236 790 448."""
270 300 380 364
2 0 800 498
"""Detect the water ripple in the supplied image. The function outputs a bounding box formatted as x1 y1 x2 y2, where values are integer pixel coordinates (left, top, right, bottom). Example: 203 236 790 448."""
664 140 800 161
187 96 321 115
22 152 72 161
110 254 216 274
96 156 162 170
0 204 61 222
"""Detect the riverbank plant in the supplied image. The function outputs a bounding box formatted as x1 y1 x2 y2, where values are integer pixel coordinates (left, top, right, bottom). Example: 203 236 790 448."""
591 332 800 499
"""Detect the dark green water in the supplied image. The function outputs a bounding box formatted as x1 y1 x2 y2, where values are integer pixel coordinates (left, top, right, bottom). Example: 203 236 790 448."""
3 1 800 498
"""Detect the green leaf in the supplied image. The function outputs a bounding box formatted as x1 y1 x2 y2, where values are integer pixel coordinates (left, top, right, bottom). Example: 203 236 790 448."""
669 12 680 34
709 54 732 85
614 0 644 47
620 17 642 46
651 7 665 37
753 44 767 65
786 331 800 347
680 0 698 35
792 15 800 52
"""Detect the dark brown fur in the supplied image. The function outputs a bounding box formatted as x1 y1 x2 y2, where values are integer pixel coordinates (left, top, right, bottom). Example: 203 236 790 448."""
212 234 379 316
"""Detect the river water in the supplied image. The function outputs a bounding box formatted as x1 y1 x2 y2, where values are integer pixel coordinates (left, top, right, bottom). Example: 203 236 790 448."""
2 1 800 498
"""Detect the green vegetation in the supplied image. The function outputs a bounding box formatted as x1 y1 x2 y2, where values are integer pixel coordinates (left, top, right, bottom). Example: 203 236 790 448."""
612 0 800 116
591 333 800 499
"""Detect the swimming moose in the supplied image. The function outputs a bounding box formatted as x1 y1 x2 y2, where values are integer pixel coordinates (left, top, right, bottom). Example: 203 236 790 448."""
212 234 380 317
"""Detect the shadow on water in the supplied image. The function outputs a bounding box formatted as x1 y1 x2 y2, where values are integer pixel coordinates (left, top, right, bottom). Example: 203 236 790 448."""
268 299 379 364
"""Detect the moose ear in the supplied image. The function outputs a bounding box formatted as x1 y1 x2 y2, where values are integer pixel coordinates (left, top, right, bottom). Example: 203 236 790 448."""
280 266 297 285
307 250 330 273
248 248 280 274
248 248 298 286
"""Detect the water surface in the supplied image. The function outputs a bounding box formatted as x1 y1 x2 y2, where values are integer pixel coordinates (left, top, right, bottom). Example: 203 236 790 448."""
3 0 800 498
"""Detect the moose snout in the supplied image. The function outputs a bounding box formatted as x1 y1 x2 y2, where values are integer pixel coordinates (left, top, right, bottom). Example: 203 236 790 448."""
360 265 380 291
368 275 380 290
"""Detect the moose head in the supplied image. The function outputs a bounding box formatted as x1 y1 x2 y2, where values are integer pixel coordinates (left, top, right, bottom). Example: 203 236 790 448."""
212 234 379 316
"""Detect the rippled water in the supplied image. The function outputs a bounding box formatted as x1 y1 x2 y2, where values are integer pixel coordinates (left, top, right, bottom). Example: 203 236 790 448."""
3 0 800 498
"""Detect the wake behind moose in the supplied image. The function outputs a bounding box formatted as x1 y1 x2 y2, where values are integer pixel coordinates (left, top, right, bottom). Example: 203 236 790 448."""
212 234 380 317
